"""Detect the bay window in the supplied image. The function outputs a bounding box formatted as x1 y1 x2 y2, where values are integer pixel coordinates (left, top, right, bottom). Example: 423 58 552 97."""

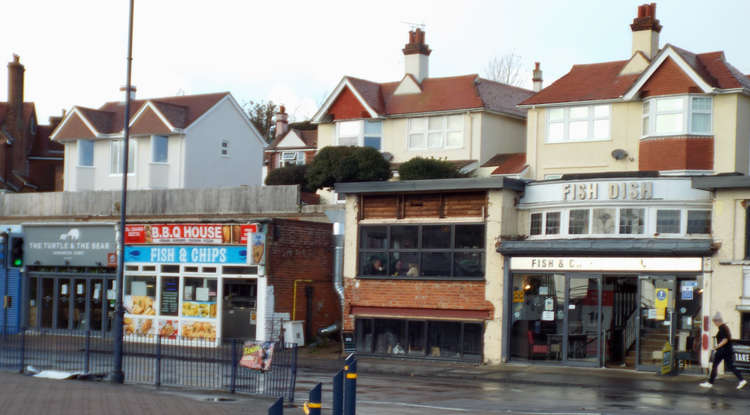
336 120 382 150
546 105 610 143
408 115 464 150
642 95 712 137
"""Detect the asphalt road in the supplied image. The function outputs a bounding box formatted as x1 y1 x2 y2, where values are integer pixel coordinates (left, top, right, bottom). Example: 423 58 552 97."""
295 368 750 415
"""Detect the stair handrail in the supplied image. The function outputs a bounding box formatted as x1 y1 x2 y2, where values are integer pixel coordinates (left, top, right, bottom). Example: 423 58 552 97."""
623 308 638 353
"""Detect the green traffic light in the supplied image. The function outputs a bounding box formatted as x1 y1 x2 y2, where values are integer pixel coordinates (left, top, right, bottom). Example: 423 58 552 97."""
13 258 22 267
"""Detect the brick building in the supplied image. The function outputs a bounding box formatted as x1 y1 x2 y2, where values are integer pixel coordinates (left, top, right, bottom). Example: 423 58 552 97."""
0 55 64 191
263 106 317 181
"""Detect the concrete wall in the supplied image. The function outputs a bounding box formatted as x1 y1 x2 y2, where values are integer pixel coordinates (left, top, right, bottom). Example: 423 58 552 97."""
480 113 526 164
709 188 750 340
0 185 301 220
184 97 264 188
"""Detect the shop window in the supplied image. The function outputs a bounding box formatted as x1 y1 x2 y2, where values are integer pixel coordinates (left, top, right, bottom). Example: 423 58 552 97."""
568 209 590 235
428 321 461 358
592 208 616 234
463 323 484 357
686 210 711 234
746 207 750 259
184 266 199 273
160 277 179 316
530 213 542 235
657 209 681 234
407 321 426 356
223 266 256 275
619 208 645 234
125 275 156 316
374 319 406 355
510 274 565 361
356 319 374 353
161 265 179 273
545 212 561 235
359 224 485 279
182 277 218 318
741 313 750 340
28 277 38 328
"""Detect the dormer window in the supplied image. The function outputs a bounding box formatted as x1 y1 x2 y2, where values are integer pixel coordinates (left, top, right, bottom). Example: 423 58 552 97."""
642 95 712 137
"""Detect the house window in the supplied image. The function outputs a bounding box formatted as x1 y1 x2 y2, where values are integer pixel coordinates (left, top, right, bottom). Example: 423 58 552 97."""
545 105 611 143
642 95 713 137
686 210 711 234
280 151 305 167
407 115 464 150
568 209 590 235
152 135 168 163
336 120 382 150
220 140 230 156
530 213 542 236
657 209 681 234
78 139 94 167
358 224 485 279
110 139 135 174
545 212 561 235
592 208 616 234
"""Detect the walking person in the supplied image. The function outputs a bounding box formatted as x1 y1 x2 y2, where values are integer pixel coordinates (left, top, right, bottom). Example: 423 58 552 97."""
700 312 747 389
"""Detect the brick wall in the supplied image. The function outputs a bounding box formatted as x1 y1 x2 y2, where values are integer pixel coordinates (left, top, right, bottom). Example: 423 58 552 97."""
266 219 337 338
328 87 371 121
640 57 701 97
639 136 714 171
343 278 493 330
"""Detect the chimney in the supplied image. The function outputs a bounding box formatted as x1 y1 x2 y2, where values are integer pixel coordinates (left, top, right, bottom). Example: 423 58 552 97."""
274 105 289 139
630 3 662 59
402 28 431 83
120 85 137 101
7 54 24 131
532 62 543 92
49 109 66 130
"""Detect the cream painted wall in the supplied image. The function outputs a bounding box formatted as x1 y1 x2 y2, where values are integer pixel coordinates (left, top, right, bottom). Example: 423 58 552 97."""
317 111 526 166
714 94 739 174
708 189 749 340
527 102 641 180
632 30 659 60
734 95 750 175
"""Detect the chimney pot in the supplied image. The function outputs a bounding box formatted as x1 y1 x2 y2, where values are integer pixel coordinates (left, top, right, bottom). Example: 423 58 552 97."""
630 3 661 59
532 62 543 92
274 105 289 139
402 28 431 83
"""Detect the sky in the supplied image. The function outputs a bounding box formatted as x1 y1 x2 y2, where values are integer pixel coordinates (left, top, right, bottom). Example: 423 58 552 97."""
2 0 749 123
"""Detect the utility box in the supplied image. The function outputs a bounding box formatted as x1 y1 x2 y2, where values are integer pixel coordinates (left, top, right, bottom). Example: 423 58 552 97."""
283 320 305 345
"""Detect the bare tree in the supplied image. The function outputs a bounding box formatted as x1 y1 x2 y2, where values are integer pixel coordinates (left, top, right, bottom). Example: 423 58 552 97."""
483 53 525 87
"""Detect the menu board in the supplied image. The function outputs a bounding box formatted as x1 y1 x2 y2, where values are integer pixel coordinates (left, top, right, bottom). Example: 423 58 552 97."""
160 277 179 316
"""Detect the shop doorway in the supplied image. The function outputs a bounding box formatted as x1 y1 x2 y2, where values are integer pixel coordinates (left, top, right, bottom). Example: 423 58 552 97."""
604 277 639 368
27 274 116 332
221 279 257 340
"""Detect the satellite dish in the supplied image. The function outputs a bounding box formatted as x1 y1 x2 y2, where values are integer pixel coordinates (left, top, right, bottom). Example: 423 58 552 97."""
382 152 394 161
611 149 628 160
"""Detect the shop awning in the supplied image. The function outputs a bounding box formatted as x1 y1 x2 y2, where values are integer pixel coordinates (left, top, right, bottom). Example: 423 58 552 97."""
497 238 714 257
692 175 750 190
335 176 525 194
350 306 491 321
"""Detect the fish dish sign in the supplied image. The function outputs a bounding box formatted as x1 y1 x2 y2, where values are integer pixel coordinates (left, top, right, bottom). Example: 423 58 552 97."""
24 225 116 267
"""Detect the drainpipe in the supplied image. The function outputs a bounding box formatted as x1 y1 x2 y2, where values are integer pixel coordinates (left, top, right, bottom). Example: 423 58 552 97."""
325 210 346 314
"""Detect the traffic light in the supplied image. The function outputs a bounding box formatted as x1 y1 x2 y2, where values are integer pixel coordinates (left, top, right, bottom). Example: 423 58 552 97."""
8 234 24 269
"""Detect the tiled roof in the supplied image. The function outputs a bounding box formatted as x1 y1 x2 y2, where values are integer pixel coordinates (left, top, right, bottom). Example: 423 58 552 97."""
29 125 63 157
267 128 318 149
481 153 527 175
522 45 750 106
333 74 533 119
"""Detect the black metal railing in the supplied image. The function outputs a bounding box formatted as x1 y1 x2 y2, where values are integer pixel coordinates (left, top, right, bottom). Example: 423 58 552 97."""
0 325 297 402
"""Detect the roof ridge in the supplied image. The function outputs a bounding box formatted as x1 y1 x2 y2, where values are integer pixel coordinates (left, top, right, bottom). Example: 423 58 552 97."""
571 59 630 68
101 91 230 107
476 76 534 93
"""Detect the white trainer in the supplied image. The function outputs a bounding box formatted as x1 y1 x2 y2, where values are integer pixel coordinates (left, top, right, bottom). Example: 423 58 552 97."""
700 381 713 388
738 380 748 390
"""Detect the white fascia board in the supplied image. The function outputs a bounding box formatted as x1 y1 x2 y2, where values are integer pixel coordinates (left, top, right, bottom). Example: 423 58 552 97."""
50 107 100 140
623 47 714 101
128 101 176 132
311 77 380 123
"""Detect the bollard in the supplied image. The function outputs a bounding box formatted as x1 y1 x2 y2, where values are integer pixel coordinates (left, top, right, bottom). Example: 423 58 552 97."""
230 339 238 394
155 334 162 387
303 383 322 415
344 357 357 415
332 369 344 415
84 330 91 374
267 396 283 415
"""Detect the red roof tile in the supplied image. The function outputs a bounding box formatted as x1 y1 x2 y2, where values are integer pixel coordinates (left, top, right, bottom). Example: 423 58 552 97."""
267 128 317 149
335 74 533 119
484 153 527 175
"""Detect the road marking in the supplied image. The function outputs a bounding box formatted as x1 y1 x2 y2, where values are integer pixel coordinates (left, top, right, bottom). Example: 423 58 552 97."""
358 400 600 415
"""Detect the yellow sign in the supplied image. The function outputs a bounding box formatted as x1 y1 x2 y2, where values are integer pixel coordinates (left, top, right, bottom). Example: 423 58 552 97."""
654 288 668 321
660 341 673 375
513 290 525 303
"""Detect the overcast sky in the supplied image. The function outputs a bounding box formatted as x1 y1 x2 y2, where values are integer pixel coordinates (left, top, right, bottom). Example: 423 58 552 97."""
2 0 749 123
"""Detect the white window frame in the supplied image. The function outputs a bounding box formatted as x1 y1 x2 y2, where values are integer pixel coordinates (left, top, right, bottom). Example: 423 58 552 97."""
151 135 168 163
279 151 306 167
109 139 136 175
407 115 464 151
220 139 230 157
336 120 383 150
641 95 713 138
545 105 611 143
77 139 94 167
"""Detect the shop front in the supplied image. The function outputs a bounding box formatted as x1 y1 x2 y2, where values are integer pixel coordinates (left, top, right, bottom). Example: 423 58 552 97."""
500 177 713 371
123 223 263 345
23 224 117 332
